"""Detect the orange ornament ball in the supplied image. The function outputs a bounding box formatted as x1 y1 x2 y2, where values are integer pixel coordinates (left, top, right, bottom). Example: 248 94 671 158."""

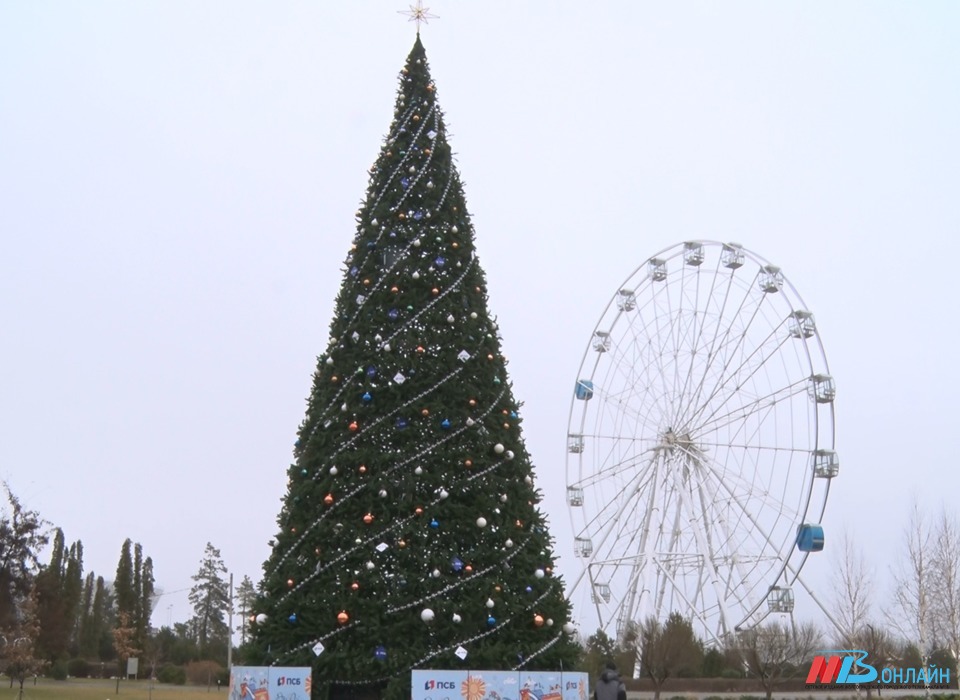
534 614 544 627
421 408 430 417
358 464 367 474
324 493 334 505
351 582 360 591
413 114 421 122
391 286 399 293
416 346 425 354
399 539 407 548
349 421 359 432
464 459 473 468
415 507 424 516
469 399 477 407
331 376 339 383
431 288 439 295
363 513 374 524
337 611 349 625
363 278 371 286
287 578 294 588
464 564 473 574
452 242 459 249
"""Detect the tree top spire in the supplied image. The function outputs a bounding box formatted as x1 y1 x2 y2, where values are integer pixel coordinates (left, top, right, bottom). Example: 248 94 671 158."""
398 1 438 32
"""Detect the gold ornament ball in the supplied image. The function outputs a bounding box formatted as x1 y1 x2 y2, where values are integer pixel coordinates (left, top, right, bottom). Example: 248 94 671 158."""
415 506 424 516
464 459 473 468
399 539 407 548
331 375 339 383
421 408 430 417
469 398 477 407
413 114 420 121
431 288 439 295
287 578 295 588
363 278 371 286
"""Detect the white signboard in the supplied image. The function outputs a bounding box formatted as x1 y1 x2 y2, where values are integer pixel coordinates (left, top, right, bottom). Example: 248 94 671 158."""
411 670 588 700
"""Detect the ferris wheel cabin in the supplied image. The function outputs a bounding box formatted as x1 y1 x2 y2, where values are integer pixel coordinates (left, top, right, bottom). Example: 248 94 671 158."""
796 524 825 552
574 379 594 400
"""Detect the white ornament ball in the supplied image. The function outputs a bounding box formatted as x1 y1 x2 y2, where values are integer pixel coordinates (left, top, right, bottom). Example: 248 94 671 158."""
500 494 508 503
451 226 459 234
371 218 379 226
447 314 455 324
408 166 416 173
379 489 388 498
470 312 478 319
255 613 268 624
366 561 376 571
505 538 514 548
476 517 488 528
341 403 348 412
421 608 435 623
494 443 505 455
432 568 441 578
506 450 515 460
383 343 391 352
524 476 533 485
329 466 338 475
412 271 420 279
452 612 462 623
427 181 435 189
486 598 495 609
563 622 576 634
374 334 382 342
466 418 475 427
415 466 423 476
413 239 421 248
547 618 554 627
535 568 545 579
439 489 449 499
326 357 334 365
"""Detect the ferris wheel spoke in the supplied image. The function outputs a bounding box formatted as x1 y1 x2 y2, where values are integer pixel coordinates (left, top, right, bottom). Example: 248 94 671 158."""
683 315 794 430
679 269 763 429
693 377 808 438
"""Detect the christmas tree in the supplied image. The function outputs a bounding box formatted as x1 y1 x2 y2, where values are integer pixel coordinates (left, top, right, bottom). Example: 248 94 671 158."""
251 35 579 700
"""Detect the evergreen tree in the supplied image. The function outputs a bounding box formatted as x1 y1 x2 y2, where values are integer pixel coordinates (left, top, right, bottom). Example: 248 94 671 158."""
0 483 47 629
188 542 229 659
251 35 578 699
138 555 154 651
114 539 135 619
235 575 257 645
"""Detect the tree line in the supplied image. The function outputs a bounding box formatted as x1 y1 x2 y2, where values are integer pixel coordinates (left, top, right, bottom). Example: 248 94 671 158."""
0 483 254 690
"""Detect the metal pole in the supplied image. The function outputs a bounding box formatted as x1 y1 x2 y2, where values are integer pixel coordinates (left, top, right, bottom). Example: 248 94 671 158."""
227 573 234 676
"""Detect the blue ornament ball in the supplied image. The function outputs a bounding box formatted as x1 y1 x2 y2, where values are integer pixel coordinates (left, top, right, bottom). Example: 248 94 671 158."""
435 256 446 267
362 392 373 403
413 210 424 221
366 366 377 377
388 309 399 321
487 616 496 627
430 518 439 529
288 613 298 624
440 419 451 430
374 645 387 661
396 417 408 430
451 557 464 572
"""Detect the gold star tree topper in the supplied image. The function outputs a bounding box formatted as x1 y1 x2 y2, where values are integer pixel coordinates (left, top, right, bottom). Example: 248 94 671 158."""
398 1 438 31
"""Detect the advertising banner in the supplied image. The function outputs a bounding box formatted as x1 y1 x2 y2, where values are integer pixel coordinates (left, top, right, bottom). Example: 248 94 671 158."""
229 666 312 700
412 670 587 700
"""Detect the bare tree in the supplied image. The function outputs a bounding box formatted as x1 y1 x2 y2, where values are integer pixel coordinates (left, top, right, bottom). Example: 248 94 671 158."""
930 509 960 665
736 620 822 700
891 500 933 666
850 623 895 699
637 613 703 700
830 529 873 645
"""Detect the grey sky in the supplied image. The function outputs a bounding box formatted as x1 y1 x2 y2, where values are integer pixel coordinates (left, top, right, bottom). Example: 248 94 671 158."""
1 2 958 632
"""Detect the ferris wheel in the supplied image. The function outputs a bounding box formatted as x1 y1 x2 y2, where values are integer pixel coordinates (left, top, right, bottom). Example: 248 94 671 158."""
565 241 837 645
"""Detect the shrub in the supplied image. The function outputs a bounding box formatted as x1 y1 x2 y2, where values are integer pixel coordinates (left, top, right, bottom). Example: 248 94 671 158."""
185 660 224 686
49 660 68 680
157 664 186 685
66 658 90 678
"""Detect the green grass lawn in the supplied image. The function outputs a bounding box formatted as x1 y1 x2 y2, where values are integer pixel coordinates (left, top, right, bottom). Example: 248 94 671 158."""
0 677 227 699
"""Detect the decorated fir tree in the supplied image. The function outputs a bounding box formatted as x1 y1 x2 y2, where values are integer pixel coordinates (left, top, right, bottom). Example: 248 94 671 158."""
251 35 579 699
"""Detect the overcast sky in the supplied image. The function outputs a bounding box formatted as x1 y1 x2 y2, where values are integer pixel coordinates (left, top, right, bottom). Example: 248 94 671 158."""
1 2 958 635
